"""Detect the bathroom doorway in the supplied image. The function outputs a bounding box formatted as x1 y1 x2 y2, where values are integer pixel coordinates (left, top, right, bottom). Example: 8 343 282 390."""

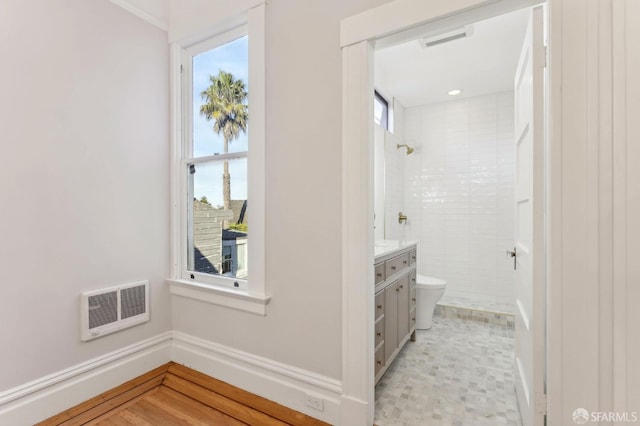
343 2 544 424
372 5 544 425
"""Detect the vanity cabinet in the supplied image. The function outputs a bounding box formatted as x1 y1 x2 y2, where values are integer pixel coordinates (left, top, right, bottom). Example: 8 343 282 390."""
374 243 417 384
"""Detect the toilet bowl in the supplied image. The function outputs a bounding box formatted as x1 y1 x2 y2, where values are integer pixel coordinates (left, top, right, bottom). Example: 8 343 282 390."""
415 274 447 329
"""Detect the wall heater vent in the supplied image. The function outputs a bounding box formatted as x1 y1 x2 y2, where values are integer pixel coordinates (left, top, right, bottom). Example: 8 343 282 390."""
420 25 474 48
80 281 149 341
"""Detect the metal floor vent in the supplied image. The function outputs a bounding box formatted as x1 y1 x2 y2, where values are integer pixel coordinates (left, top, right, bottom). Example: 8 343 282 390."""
80 281 149 341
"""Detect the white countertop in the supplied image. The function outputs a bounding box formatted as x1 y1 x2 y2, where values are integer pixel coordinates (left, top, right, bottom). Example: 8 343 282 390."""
374 239 418 261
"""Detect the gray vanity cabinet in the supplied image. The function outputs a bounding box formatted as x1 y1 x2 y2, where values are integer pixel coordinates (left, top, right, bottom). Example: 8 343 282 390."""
374 244 417 384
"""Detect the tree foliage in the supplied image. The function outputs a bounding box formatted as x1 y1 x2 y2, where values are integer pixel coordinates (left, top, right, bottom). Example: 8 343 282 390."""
200 70 248 211
200 71 248 144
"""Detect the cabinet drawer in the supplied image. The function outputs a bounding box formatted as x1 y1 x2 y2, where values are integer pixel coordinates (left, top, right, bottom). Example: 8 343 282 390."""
374 262 385 285
385 253 410 277
410 287 416 309
409 270 416 288
409 249 417 265
375 291 385 321
375 345 385 376
375 318 384 347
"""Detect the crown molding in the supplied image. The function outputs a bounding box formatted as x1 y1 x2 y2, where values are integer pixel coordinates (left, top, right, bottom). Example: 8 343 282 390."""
110 0 169 31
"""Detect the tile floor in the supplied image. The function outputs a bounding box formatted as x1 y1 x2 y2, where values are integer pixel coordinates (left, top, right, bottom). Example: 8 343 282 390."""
438 295 515 315
374 315 521 426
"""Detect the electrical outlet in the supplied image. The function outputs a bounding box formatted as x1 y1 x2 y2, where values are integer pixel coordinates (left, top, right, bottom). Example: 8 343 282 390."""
304 393 324 411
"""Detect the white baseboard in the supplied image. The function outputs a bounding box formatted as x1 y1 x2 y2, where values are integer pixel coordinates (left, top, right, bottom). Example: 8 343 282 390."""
171 331 343 425
340 394 370 426
0 332 172 425
0 331 346 425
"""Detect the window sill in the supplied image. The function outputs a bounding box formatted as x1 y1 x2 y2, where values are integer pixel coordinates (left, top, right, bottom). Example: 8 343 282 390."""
167 278 270 315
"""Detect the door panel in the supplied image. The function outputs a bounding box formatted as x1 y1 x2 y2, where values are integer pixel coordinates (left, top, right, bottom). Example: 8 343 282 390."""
397 275 410 340
514 6 545 426
384 282 398 362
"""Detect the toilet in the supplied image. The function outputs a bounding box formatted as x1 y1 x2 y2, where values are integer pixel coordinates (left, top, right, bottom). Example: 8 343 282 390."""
415 274 447 329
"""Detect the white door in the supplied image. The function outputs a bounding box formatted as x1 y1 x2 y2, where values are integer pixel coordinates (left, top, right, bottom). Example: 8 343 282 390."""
513 5 545 426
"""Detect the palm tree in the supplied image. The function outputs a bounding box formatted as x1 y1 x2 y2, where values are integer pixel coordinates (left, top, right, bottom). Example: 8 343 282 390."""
200 70 248 211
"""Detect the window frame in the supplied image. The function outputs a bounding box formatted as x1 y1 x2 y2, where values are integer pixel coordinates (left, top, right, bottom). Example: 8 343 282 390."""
167 3 269 315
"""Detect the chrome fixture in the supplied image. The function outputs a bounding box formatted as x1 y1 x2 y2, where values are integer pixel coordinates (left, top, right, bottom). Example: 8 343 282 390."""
397 144 414 155
398 212 408 224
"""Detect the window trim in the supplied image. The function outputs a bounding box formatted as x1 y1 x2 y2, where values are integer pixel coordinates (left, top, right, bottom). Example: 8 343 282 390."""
168 3 269 315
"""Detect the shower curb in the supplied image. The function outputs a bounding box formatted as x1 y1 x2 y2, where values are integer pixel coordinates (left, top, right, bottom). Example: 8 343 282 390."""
434 303 515 328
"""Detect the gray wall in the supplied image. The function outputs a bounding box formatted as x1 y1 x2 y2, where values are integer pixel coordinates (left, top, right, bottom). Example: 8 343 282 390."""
170 0 388 380
0 0 170 390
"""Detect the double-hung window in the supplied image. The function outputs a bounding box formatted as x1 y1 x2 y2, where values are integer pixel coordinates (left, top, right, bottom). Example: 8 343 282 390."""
168 4 268 315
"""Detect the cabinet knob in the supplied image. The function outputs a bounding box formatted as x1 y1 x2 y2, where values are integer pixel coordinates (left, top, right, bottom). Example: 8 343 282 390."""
391 266 396 270
399 285 404 289
376 273 382 277
377 360 382 365
396 288 400 292
377 304 383 309
377 332 381 337
403 260 407 264
412 298 416 302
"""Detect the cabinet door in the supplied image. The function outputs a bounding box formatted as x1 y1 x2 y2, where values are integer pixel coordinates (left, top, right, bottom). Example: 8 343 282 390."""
397 275 410 341
384 282 398 362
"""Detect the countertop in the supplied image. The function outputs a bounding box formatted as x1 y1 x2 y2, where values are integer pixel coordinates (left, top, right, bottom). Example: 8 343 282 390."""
374 240 418 262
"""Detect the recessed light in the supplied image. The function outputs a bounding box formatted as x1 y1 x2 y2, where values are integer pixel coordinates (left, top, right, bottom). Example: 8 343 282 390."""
448 89 463 96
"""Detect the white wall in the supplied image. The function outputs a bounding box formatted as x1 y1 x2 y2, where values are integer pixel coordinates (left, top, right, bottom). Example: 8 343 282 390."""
0 0 170 391
402 92 515 306
373 125 385 241
170 0 389 381
383 100 406 241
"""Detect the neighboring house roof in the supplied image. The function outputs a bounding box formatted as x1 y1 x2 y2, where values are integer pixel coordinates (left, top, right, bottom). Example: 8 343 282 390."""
223 229 248 241
192 200 234 274
229 199 247 225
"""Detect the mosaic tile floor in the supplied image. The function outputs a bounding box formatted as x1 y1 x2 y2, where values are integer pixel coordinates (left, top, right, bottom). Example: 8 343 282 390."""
374 316 521 426
438 295 515 315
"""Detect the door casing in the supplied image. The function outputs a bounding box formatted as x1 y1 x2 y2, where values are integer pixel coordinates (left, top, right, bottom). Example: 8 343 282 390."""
340 0 552 424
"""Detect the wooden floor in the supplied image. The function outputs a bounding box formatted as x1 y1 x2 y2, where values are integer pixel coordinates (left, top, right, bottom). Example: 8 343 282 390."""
37 362 329 426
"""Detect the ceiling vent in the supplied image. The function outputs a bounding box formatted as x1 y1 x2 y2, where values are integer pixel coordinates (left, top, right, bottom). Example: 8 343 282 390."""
420 25 474 48
80 281 149 341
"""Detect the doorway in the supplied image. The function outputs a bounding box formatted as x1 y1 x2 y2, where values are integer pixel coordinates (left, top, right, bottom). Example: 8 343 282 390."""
372 7 530 425
340 1 547 425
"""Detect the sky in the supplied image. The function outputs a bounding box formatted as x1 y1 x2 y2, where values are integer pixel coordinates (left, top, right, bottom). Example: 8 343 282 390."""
192 35 248 207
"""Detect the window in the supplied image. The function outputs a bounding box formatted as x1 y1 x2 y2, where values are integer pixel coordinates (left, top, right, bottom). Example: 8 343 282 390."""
168 4 268 315
187 33 249 286
374 91 389 130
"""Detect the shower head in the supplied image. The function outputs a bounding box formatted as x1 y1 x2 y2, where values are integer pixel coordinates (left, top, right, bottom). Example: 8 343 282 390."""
397 144 415 155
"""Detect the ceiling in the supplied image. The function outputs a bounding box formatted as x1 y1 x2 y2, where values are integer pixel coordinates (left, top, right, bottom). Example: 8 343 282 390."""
374 8 530 107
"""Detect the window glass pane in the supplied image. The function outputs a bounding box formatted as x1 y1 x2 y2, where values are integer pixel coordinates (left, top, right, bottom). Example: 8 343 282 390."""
193 36 249 158
188 158 248 280
374 91 388 129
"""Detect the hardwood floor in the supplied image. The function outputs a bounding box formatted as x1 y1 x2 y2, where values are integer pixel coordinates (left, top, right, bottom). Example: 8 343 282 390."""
37 363 329 426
